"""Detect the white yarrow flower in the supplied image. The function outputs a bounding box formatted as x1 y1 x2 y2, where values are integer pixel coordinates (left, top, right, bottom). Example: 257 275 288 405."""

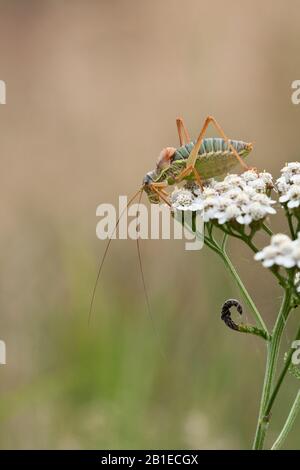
276 162 300 209
255 232 300 269
279 185 300 208
241 170 258 182
281 162 300 176
216 204 242 224
170 169 276 226
171 188 193 209
259 171 273 186
271 234 291 247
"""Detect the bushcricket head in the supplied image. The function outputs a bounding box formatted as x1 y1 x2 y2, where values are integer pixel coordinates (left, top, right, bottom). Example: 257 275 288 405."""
142 170 160 203
142 147 176 203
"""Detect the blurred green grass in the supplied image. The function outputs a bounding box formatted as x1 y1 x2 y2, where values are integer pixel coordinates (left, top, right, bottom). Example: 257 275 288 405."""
0 0 300 450
0 232 299 449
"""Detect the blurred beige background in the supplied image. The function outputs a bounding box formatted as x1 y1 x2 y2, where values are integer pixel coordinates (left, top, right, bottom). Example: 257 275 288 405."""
0 0 300 449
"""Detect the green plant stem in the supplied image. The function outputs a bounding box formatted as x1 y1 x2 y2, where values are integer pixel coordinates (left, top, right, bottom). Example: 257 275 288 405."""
193 220 295 449
285 209 296 240
201 230 269 337
253 290 292 449
206 225 292 449
271 389 300 450
219 226 286 287
218 246 269 336
264 324 300 418
262 223 273 237
237 323 269 341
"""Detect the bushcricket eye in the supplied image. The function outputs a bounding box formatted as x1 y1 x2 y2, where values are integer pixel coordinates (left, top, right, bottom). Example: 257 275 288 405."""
142 174 152 185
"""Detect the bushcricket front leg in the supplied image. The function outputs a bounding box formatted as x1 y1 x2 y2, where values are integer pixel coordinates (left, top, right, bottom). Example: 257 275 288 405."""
151 183 171 206
186 115 250 170
176 117 190 146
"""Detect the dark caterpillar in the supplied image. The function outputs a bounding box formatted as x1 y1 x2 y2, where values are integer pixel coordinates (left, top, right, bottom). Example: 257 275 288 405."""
221 299 243 331
221 299 269 340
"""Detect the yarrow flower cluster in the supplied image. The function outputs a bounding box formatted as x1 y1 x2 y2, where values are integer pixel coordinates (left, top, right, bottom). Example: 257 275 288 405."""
170 187 200 211
254 233 300 268
171 170 276 225
276 162 300 209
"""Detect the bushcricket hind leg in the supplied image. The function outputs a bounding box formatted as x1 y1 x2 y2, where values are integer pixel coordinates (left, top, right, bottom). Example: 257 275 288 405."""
172 116 216 189
187 115 250 171
174 165 204 189
176 117 190 146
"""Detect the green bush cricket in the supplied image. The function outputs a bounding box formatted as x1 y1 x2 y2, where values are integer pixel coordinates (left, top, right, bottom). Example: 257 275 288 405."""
89 115 253 320
142 115 253 204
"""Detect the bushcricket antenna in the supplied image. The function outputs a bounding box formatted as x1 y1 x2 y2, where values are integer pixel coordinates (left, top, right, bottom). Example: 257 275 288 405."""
88 187 143 323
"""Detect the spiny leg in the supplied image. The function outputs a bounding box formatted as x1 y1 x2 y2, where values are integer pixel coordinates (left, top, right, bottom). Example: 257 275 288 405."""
150 182 168 189
186 115 250 170
151 184 171 206
175 165 204 189
174 115 251 190
176 117 190 146
151 181 169 196
155 186 169 197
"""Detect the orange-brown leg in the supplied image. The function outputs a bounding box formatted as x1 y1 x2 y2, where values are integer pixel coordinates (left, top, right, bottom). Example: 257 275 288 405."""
151 185 171 206
176 117 190 146
175 165 204 189
150 182 168 189
186 115 250 170
149 182 169 196
173 115 251 189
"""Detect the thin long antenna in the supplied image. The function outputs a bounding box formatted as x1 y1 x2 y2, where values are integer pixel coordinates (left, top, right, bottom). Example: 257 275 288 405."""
88 187 143 323
136 191 166 359
136 191 152 317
